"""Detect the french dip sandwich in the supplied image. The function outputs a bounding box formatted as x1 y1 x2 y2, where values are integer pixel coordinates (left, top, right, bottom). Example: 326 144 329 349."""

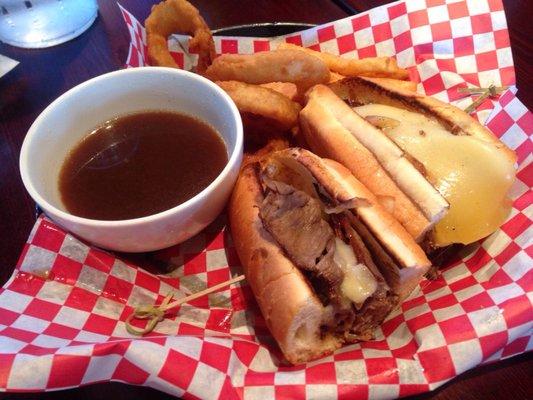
300 77 516 249
229 148 430 364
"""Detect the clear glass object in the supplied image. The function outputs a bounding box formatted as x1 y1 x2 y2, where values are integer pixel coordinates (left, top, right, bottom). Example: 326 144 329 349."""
0 0 98 48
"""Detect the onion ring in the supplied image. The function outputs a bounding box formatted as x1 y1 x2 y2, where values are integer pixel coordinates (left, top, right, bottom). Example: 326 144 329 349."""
217 80 302 134
206 50 330 92
260 82 299 102
278 42 409 80
329 71 345 83
145 0 216 73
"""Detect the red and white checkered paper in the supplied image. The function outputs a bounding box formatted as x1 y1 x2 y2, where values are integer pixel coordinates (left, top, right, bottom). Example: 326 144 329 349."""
1 0 532 398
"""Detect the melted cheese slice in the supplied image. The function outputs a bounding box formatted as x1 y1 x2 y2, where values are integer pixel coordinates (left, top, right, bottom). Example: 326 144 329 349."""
354 104 515 246
334 238 377 304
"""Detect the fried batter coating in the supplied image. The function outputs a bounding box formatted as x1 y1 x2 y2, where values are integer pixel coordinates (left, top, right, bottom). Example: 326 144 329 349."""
260 82 299 101
278 43 409 80
242 137 290 167
217 80 302 134
329 71 345 83
206 50 330 92
145 0 215 73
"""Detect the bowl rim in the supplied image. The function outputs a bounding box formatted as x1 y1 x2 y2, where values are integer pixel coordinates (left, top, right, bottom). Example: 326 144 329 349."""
19 66 243 227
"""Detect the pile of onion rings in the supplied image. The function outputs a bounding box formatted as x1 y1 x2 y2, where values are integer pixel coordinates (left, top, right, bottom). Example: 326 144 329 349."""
145 0 412 138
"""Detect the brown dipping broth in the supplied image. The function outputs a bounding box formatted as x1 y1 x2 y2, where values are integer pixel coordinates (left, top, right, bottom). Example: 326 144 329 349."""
59 111 228 220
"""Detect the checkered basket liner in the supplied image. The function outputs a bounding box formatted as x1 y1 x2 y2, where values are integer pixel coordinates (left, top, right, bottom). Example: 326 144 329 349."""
1 0 531 398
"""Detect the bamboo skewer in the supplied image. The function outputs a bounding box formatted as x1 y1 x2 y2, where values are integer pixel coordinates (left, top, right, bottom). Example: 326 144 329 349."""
460 84 508 114
458 86 507 95
125 274 246 335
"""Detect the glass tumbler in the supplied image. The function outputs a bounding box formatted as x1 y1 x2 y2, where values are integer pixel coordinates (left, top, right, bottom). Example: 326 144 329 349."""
0 0 98 48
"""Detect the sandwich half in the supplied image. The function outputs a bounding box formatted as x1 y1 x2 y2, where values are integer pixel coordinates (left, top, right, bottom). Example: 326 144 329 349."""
300 78 516 248
229 148 431 364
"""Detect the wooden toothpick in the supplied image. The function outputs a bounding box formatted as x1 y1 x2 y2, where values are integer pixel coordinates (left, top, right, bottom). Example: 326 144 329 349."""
125 274 246 336
461 84 508 114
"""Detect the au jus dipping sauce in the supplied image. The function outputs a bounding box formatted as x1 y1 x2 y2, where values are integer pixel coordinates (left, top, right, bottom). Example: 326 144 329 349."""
59 111 228 220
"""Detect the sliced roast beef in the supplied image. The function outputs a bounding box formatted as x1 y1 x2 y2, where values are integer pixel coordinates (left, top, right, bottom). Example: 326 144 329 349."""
259 174 398 340
332 213 398 340
345 211 402 292
260 186 330 268
259 182 344 304
332 214 376 272
348 287 397 340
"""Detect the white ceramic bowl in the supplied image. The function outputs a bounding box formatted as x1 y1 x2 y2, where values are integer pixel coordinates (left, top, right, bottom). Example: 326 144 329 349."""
20 67 243 252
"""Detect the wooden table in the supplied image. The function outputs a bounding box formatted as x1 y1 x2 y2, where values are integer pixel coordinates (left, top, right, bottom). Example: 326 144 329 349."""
0 1 531 399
